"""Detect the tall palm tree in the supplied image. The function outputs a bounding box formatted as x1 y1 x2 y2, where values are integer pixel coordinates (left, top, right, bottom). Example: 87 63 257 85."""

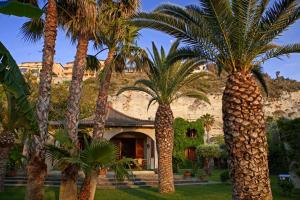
56 1 97 199
92 0 141 140
20 0 58 199
131 0 300 198
80 2 142 198
201 114 215 144
118 41 210 193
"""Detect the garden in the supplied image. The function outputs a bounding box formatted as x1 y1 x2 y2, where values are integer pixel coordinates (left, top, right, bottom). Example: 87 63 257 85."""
1 0 300 200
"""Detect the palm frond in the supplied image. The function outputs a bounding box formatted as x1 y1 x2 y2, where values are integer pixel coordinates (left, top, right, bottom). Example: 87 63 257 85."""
80 140 115 166
20 18 44 43
251 65 269 95
258 44 300 64
117 86 156 98
86 55 100 71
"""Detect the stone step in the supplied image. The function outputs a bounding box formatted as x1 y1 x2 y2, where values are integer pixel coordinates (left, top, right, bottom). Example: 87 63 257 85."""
4 175 208 188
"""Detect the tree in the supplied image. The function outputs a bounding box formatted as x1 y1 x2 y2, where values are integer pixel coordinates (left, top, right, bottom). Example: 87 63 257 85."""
132 1 300 198
118 41 210 193
57 1 97 199
46 130 132 200
92 0 141 140
197 144 221 176
83 2 142 198
200 114 215 144
19 0 59 199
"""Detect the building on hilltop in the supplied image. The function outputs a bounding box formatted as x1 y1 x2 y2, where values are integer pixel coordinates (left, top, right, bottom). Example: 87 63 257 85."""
63 60 104 80
19 62 65 80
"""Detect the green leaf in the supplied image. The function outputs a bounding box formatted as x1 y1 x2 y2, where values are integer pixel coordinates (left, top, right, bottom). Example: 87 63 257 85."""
0 0 43 19
0 41 37 131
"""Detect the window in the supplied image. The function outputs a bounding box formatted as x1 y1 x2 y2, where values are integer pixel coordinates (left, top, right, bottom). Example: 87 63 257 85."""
186 128 197 138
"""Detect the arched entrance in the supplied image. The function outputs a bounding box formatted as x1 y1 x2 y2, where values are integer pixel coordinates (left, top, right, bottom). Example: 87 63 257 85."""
110 132 156 170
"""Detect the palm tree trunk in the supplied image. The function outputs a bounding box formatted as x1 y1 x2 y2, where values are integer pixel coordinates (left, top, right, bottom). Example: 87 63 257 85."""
78 171 97 200
155 104 175 193
26 155 47 200
81 49 115 200
59 165 78 200
62 33 89 200
222 73 272 200
65 33 89 144
26 0 57 199
93 49 115 139
0 146 10 191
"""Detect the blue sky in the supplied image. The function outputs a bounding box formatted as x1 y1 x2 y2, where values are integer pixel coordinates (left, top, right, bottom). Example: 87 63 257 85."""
0 0 299 80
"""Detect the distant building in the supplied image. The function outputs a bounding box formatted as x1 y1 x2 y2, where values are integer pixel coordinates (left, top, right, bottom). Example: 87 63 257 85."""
19 62 65 77
63 60 104 80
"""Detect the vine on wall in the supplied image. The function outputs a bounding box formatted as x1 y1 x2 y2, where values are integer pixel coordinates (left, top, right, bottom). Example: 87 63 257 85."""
173 117 204 169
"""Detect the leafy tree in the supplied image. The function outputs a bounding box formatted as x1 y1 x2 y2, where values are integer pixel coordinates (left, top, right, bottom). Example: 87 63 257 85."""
197 144 221 176
118 41 210 193
132 0 300 198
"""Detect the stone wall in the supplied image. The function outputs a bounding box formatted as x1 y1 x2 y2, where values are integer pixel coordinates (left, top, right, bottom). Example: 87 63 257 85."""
110 90 300 136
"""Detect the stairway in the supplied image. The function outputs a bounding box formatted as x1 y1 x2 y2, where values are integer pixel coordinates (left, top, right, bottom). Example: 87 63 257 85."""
4 173 209 189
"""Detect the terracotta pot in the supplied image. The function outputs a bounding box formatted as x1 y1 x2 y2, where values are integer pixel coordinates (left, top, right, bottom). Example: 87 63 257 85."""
183 171 191 178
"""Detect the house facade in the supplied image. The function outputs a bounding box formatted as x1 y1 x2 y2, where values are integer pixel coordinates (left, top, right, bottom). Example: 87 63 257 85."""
49 106 157 170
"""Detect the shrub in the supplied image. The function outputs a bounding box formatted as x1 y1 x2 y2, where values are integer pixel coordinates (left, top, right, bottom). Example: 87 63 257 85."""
278 178 294 197
220 170 230 182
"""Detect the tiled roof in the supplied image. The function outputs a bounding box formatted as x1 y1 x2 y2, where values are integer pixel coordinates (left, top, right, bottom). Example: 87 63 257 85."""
49 107 154 128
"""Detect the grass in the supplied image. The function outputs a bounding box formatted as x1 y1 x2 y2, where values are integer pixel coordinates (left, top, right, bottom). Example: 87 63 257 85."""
1 179 299 200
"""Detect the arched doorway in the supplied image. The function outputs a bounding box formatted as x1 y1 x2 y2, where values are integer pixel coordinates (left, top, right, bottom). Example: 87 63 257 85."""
110 132 156 170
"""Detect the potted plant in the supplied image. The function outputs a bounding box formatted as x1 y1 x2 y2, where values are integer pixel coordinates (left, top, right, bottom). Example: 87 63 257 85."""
183 170 192 178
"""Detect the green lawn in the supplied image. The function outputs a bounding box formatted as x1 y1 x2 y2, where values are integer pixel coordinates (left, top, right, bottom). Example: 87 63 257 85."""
1 182 300 200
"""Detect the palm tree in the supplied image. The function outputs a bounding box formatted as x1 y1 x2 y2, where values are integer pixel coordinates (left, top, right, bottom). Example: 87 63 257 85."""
80 2 142 198
131 0 300 198
56 1 97 198
46 130 132 200
20 0 58 199
201 114 215 144
118 41 210 193
92 0 141 140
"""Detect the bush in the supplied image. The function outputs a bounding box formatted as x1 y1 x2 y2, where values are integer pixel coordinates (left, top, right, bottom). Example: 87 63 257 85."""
278 178 294 197
220 170 230 182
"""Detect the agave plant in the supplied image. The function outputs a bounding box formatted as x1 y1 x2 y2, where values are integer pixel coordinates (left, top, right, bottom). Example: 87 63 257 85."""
118 41 210 193
132 0 300 198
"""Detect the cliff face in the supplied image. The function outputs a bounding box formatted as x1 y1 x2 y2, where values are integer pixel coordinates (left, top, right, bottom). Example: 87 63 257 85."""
110 90 300 136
